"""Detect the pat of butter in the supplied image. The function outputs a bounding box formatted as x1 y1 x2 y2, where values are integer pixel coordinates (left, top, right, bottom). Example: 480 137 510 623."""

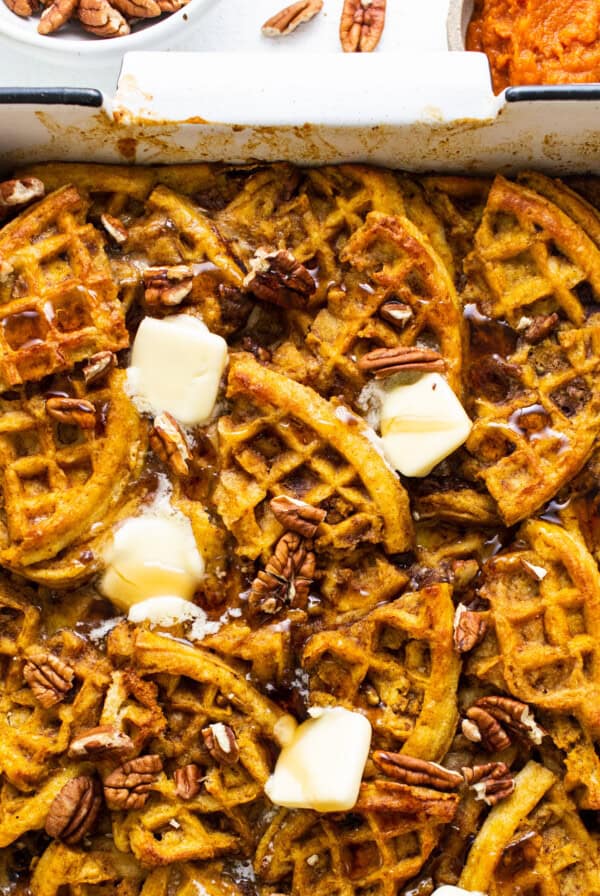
265 707 371 813
432 888 486 896
380 372 472 477
128 596 203 626
127 314 228 425
101 512 205 612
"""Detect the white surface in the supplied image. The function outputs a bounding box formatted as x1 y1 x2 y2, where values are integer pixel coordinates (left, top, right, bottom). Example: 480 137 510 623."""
0 0 453 94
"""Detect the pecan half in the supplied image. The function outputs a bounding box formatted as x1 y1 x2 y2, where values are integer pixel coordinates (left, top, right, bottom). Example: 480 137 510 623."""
202 723 240 765
270 495 327 538
372 751 463 791
78 0 129 36
453 604 487 654
474 696 544 745
103 754 163 810
379 299 413 328
68 725 134 761
46 396 96 429
0 177 45 209
83 350 116 386
250 532 315 615
45 776 102 845
38 0 77 33
143 265 193 307
358 345 445 378
464 706 511 752
174 763 204 800
462 762 515 806
112 0 160 15
100 213 128 245
3 0 39 15
262 0 323 35
340 0 386 52
149 412 191 477
356 780 459 821
23 652 74 709
523 312 559 345
243 248 316 307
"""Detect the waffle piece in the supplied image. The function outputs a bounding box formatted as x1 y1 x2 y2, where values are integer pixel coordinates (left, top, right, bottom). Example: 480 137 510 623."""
460 761 600 895
0 185 128 390
541 714 600 810
419 175 491 275
306 211 465 399
518 170 600 249
0 369 145 571
478 520 600 738
303 585 460 759
29 840 145 896
255 804 450 896
214 352 412 561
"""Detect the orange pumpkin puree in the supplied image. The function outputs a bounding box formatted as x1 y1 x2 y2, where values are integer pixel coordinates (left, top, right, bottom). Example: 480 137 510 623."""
467 0 600 93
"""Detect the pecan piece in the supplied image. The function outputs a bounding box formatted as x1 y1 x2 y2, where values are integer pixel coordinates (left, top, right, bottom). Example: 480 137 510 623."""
100 213 128 245
250 532 315 614
464 706 511 752
243 248 316 307
475 696 544 745
358 345 446 378
3 0 39 15
262 0 323 35
356 780 459 821
462 762 515 806
46 396 96 429
23 651 74 709
453 603 487 654
143 265 193 307
523 312 559 345
45 776 102 845
78 0 129 36
372 751 463 791
340 0 386 52
149 412 191 477
103 754 163 810
174 763 204 800
379 299 413 328
68 725 134 761
38 0 77 34
83 350 116 386
0 177 45 209
112 0 160 15
202 723 240 765
270 495 327 538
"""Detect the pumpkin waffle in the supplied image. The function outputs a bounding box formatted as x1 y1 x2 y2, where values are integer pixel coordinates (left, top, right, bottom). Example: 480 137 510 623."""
0 185 128 391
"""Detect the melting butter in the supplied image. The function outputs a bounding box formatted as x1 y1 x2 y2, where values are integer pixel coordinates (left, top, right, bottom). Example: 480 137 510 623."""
265 707 371 813
380 372 472 477
432 888 487 896
126 314 228 425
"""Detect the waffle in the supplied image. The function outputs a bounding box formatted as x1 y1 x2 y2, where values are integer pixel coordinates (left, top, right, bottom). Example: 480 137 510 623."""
0 368 146 573
0 185 129 391
214 352 412 561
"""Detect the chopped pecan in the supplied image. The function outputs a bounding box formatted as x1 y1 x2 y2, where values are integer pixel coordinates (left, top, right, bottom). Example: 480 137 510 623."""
46 396 96 429
500 831 542 873
83 350 116 386
461 762 515 806
68 725 134 761
250 532 315 615
358 345 446 378
243 248 316 307
523 312 559 345
45 776 102 845
100 213 128 245
202 723 240 765
270 495 327 538
174 763 204 800
78 0 130 37
38 0 77 33
103 754 163 810
372 751 463 791
519 558 547 582
262 0 323 35
149 412 191 477
464 706 511 752
474 696 544 745
23 651 74 709
143 265 193 307
453 604 487 654
340 0 386 52
379 299 413 328
0 177 45 209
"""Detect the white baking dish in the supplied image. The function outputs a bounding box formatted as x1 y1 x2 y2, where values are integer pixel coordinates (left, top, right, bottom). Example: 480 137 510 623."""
1 52 600 172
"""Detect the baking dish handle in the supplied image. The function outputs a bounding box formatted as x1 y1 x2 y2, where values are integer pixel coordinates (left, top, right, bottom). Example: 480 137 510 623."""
0 88 102 107
506 85 600 102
